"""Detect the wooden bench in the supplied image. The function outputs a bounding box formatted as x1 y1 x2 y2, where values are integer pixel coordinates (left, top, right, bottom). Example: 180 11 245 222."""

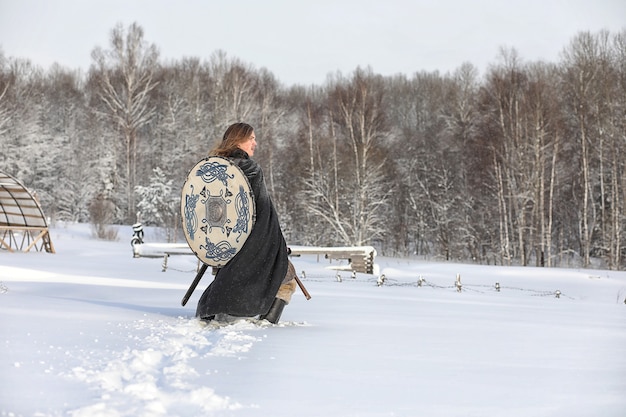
132 242 377 276
131 242 197 271
288 245 377 275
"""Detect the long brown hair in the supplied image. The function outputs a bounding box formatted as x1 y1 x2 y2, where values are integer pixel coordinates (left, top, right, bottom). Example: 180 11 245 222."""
209 122 254 157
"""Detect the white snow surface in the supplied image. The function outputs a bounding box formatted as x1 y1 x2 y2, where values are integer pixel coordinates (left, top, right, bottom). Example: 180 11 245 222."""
1 223 625 417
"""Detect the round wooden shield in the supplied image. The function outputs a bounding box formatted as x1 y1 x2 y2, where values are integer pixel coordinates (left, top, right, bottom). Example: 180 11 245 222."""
181 156 256 267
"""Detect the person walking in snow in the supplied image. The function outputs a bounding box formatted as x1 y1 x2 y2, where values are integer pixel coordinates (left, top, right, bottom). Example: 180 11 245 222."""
195 122 297 324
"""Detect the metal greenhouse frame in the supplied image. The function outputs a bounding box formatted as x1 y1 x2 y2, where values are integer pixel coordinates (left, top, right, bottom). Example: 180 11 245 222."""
0 171 55 253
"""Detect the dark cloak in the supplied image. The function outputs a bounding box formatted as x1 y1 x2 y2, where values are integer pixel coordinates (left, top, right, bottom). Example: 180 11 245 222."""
195 149 288 318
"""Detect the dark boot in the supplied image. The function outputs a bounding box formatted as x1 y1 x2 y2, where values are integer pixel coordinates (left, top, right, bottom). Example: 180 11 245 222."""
259 298 286 324
200 315 215 323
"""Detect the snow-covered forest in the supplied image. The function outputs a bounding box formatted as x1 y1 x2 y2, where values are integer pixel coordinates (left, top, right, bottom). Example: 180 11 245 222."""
1 23 625 269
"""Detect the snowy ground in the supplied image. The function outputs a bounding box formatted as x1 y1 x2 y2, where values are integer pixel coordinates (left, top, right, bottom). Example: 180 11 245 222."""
1 223 625 417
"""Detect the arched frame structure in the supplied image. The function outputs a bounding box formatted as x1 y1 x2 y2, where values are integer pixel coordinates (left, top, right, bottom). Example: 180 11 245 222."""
0 171 55 253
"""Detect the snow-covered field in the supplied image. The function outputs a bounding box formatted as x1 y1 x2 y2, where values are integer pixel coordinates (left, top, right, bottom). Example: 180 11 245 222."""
1 223 625 417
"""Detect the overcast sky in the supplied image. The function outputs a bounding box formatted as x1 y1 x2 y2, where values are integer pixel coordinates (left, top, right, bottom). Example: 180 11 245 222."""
1 0 624 86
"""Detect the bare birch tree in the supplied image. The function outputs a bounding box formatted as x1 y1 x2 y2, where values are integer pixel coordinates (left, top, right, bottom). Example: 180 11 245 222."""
561 32 605 267
90 22 159 221
302 68 390 245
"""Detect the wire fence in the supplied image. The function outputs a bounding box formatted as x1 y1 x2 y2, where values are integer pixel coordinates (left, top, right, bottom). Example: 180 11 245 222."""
295 269 574 300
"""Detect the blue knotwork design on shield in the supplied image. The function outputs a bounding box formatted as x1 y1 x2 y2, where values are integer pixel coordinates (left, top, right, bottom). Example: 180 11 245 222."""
196 161 234 186
184 185 200 240
200 237 237 263
232 185 251 242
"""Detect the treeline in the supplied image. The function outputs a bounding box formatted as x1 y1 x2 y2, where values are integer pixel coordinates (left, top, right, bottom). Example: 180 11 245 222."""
1 23 625 270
